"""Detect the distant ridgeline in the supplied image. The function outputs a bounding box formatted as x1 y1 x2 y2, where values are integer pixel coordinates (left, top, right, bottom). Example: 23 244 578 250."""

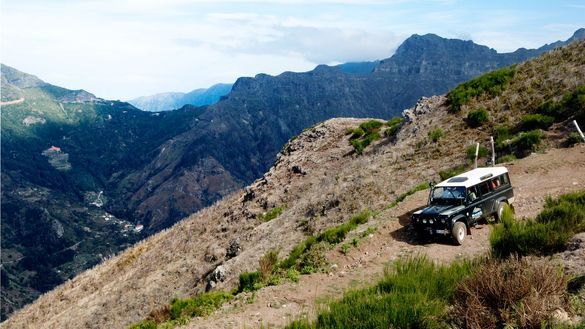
1 28 583 319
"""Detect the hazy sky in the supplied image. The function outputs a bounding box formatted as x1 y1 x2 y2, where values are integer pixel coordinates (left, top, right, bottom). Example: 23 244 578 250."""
1 0 583 100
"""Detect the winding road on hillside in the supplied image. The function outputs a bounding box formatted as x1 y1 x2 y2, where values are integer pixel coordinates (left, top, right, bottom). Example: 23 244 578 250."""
190 145 585 329
0 98 25 106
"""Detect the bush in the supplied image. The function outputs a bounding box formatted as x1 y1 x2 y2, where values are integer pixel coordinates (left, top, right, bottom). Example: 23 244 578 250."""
438 165 466 181
348 128 365 139
384 117 405 138
387 182 430 209
169 291 232 320
513 129 543 155
259 250 279 282
452 257 568 329
359 120 384 133
286 256 478 329
280 210 371 271
466 108 489 127
447 66 516 111
496 154 516 164
465 144 489 161
350 139 365 154
566 132 583 146
520 114 554 131
238 271 262 293
297 242 329 274
537 86 585 122
428 128 444 143
258 206 284 222
490 191 585 258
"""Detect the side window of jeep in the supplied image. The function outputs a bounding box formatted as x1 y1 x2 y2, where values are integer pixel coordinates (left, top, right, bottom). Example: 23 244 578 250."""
478 182 490 196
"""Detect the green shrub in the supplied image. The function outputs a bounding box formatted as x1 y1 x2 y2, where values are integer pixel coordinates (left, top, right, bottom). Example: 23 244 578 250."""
384 117 405 138
258 206 284 222
465 144 489 160
238 271 263 293
428 128 444 143
386 117 405 127
169 291 232 320
520 114 554 131
537 86 585 122
567 132 584 146
348 128 365 139
359 120 384 133
287 268 300 283
512 129 543 155
387 182 430 209
280 210 371 271
286 256 478 329
438 165 466 181
496 154 516 164
466 108 489 127
490 191 585 259
298 242 330 274
350 139 365 154
447 66 516 111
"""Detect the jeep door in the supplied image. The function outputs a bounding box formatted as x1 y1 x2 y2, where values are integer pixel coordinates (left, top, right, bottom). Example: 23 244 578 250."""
477 181 496 216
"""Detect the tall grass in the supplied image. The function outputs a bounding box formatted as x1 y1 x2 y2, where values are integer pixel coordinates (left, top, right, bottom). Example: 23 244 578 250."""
490 190 585 258
286 256 479 329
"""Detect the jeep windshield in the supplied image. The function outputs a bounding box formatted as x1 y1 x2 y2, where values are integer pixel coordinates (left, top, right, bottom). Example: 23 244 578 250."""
430 186 465 205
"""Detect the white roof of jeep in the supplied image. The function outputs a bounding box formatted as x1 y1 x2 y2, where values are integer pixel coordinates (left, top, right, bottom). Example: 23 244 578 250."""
435 167 508 188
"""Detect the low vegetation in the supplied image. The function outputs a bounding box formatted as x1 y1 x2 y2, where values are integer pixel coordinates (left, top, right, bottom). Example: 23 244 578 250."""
128 291 233 329
490 191 585 258
452 257 569 329
520 113 555 131
465 144 489 161
348 118 405 154
447 66 516 112
428 128 444 143
287 256 479 329
386 182 430 209
438 165 467 181
466 107 489 127
258 206 284 222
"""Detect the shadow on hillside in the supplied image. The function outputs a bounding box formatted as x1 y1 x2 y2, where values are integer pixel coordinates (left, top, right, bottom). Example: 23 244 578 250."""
390 206 452 246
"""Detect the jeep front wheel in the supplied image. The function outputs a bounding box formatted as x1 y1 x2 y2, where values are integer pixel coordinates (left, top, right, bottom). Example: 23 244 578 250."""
452 222 467 245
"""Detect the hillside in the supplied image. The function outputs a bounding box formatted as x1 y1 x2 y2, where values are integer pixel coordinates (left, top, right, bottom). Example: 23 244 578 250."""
4 39 584 329
1 30 583 319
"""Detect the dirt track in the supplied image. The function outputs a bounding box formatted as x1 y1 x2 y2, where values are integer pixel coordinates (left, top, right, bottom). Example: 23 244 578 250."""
189 145 585 329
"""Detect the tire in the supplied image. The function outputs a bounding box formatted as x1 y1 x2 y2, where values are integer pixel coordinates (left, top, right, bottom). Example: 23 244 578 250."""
495 202 506 222
452 222 467 245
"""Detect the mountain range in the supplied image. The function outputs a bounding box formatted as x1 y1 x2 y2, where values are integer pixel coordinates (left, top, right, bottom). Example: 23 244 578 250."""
128 83 233 112
1 29 583 319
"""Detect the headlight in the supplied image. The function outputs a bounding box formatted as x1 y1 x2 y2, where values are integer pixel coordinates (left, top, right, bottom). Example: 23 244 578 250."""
429 219 434 224
440 218 445 224
422 219 427 224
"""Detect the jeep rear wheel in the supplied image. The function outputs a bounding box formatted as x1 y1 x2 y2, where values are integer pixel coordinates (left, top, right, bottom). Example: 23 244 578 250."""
452 222 466 245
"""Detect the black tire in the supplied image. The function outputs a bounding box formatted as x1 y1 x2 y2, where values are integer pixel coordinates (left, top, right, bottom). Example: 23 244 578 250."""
452 222 467 245
495 202 506 222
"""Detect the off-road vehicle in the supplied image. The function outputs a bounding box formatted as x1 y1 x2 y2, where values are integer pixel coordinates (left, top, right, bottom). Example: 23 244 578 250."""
411 167 514 245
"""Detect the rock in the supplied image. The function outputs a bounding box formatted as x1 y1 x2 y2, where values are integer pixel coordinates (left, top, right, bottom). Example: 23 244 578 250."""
226 239 241 259
204 244 226 263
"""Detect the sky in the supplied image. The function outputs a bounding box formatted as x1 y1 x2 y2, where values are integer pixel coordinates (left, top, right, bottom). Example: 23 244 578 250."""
1 0 583 100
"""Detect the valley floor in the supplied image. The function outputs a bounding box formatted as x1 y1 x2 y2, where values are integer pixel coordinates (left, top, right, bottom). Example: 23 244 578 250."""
189 145 585 329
